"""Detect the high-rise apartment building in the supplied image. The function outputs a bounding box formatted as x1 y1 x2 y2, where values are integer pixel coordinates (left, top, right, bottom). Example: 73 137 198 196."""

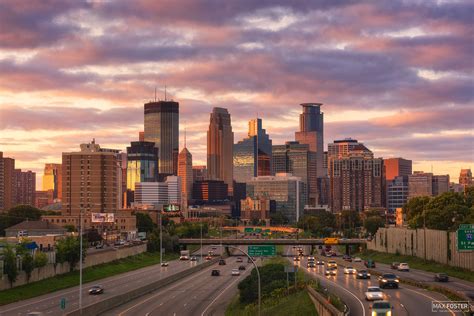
144 100 179 176
43 163 62 200
234 118 272 183
13 169 36 206
459 169 473 187
272 141 317 204
328 138 373 159
0 152 15 211
207 107 234 194
126 141 159 191
387 176 409 213
384 158 412 181
62 140 120 215
35 190 54 209
192 165 207 182
246 173 306 223
178 146 193 209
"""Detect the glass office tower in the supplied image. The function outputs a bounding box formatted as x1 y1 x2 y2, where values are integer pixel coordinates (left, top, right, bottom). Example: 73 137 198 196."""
126 141 159 191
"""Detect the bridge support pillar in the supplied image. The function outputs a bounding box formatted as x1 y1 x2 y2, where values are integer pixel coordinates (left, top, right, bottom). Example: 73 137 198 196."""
310 244 315 255
225 246 231 257
345 245 350 255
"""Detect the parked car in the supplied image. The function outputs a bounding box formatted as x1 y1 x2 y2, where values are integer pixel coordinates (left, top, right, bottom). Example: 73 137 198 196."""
343 255 352 262
356 270 371 279
344 266 357 274
378 273 399 289
365 286 384 301
353 257 362 262
364 259 376 268
398 263 410 272
238 265 246 270
390 262 400 269
88 285 104 295
218 259 226 265
95 243 104 249
434 273 449 282
231 269 240 276
370 301 393 315
211 269 220 276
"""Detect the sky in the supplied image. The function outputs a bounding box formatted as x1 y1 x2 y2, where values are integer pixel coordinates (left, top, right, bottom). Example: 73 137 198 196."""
0 0 472 190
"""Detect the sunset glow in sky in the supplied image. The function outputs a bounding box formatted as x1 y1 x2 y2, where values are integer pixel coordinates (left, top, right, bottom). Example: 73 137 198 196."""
0 0 472 189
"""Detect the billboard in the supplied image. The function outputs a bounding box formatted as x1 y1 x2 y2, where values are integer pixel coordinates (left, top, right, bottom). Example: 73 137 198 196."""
91 213 115 223
163 204 180 212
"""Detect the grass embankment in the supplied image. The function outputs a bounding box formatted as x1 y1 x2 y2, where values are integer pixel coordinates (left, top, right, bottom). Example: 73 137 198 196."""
358 250 473 282
226 290 318 316
0 251 178 306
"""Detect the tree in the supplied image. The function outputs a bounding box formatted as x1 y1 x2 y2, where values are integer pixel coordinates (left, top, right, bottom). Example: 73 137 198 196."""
270 212 289 225
0 205 43 236
364 216 385 235
3 244 18 288
297 211 336 237
22 252 35 283
136 213 155 233
64 224 76 232
34 251 48 268
56 236 87 272
147 229 179 253
403 196 431 221
85 229 102 244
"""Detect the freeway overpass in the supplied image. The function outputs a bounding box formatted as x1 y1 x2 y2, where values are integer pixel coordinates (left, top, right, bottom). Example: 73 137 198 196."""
179 238 367 245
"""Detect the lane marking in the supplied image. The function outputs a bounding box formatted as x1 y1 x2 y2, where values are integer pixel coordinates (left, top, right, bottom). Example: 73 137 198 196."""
404 287 455 316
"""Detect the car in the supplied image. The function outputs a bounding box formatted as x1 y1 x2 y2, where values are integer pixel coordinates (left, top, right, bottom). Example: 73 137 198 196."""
205 256 212 260
378 273 399 289
307 262 316 268
161 262 169 267
211 269 220 276
212 246 217 250
344 266 357 274
365 286 384 301
370 301 393 315
325 268 337 276
327 260 337 268
390 262 400 269
356 269 371 279
434 273 449 282
364 259 376 268
308 256 315 261
398 263 410 272
316 260 325 265
238 265 246 270
95 243 104 249
218 259 226 265
293 256 300 261
26 313 44 316
236 257 243 263
231 269 240 276
354 257 362 262
190 256 197 261
343 255 352 262
88 285 104 295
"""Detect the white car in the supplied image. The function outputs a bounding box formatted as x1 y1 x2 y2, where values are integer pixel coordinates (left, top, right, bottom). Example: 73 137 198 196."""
398 263 410 272
354 257 362 262
161 262 169 267
365 286 384 301
231 269 240 276
344 266 357 274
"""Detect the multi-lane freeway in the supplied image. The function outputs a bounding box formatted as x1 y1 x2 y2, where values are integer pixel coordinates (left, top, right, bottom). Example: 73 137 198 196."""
0 246 222 316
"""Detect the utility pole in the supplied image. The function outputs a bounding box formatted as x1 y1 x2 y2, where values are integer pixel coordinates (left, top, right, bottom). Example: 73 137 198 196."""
160 212 163 266
79 209 83 312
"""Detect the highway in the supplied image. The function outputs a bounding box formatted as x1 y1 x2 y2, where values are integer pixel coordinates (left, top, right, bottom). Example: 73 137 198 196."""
0 246 221 316
287 246 463 316
103 252 252 316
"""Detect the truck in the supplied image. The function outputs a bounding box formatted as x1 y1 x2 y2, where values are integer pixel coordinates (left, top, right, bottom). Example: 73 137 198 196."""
180 250 190 260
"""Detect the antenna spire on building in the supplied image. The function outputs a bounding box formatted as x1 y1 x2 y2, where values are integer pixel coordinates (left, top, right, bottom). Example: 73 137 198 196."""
184 121 187 148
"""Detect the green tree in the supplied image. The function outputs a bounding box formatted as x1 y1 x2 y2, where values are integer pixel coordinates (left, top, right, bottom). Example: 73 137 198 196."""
136 213 155 233
146 229 179 253
464 186 474 207
7 205 42 221
3 244 18 288
270 211 289 225
22 252 35 283
364 216 385 235
297 211 336 237
64 224 76 232
85 229 102 244
56 236 87 272
34 251 48 268
403 196 431 221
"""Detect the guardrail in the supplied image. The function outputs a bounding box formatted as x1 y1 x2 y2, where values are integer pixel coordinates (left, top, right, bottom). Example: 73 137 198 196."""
306 286 347 316
66 257 221 316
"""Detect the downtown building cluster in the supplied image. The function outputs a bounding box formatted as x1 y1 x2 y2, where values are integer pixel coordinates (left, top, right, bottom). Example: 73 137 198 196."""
1 100 473 233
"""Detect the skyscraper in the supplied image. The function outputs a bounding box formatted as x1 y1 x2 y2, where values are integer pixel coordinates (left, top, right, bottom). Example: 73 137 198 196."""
43 163 62 200
459 169 473 187
13 169 36 207
408 172 433 198
178 144 193 210
144 100 179 176
126 141 159 191
384 158 412 181
234 118 272 183
62 140 120 215
192 165 207 182
0 152 15 211
387 175 409 213
207 107 234 194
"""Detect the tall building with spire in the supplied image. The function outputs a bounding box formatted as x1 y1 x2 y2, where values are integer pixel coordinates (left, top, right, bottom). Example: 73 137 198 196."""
144 98 179 177
234 118 272 183
178 131 193 213
207 107 234 194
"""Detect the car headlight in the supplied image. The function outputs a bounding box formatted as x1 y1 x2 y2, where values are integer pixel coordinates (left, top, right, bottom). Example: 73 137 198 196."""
395 279 399 282
382 279 387 282
387 311 392 316
371 311 376 316
367 274 371 276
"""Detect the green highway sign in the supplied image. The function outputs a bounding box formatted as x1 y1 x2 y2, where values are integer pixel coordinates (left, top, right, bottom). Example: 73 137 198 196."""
457 226 474 251
459 224 474 229
244 228 254 233
255 228 262 233
248 245 276 257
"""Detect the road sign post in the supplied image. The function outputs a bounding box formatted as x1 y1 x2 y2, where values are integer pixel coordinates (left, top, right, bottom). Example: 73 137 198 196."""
457 225 474 252
248 245 276 257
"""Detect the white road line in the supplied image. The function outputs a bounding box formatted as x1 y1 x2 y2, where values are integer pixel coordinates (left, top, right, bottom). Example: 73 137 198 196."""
404 287 455 316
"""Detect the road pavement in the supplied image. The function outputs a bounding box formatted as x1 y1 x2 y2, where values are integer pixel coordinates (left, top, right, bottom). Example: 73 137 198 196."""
0 246 221 316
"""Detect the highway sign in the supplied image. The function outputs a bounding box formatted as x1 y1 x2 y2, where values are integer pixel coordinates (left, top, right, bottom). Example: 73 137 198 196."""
324 238 339 245
248 245 276 257
459 224 474 229
284 266 296 273
457 226 474 251
244 227 254 233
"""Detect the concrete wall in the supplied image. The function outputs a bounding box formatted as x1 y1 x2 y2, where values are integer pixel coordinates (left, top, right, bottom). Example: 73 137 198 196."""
306 286 344 316
368 227 474 271
0 244 147 290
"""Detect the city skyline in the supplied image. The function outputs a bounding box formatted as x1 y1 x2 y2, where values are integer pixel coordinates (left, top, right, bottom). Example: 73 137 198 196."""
0 1 472 188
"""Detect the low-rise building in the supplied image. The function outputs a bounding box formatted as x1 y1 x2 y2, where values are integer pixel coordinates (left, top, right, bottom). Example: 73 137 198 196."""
240 197 272 224
5 220 66 237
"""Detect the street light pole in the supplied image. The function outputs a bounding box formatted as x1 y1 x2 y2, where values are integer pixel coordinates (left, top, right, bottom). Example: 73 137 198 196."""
79 209 83 312
160 212 163 266
200 217 203 263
